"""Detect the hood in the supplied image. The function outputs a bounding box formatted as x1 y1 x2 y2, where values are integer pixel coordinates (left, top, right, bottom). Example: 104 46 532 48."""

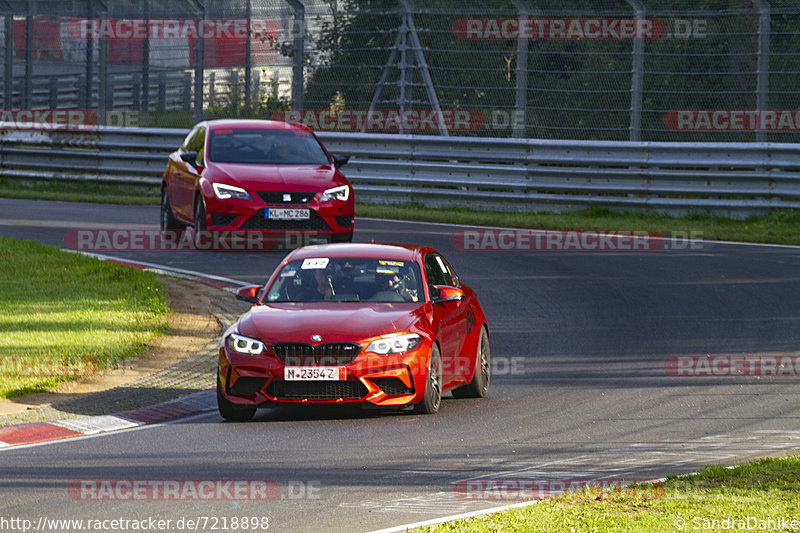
236 303 428 344
206 162 339 191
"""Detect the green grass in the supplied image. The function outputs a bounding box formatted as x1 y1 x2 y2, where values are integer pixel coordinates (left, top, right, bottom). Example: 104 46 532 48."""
0 236 169 398
0 178 159 205
358 202 800 246
418 456 800 532
2 179 800 246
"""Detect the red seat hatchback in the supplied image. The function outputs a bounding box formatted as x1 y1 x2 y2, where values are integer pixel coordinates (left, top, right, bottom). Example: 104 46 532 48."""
160 119 354 246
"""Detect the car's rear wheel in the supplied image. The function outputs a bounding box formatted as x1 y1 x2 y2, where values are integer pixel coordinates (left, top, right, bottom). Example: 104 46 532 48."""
217 375 256 422
160 187 182 230
414 344 442 414
452 327 490 399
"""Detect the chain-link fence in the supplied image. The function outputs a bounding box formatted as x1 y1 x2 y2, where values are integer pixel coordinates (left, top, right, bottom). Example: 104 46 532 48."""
2 0 800 141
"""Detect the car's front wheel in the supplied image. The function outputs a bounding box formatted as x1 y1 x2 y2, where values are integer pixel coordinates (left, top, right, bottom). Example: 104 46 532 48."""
160 187 182 230
217 376 256 422
193 195 207 232
414 344 442 414
452 326 490 399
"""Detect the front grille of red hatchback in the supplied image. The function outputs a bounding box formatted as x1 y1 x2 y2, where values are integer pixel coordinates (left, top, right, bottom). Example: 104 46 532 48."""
266 380 368 400
271 343 361 366
240 209 331 231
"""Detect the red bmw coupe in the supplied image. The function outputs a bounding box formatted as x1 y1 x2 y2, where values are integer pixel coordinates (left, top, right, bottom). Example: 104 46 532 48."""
161 119 354 245
217 243 490 420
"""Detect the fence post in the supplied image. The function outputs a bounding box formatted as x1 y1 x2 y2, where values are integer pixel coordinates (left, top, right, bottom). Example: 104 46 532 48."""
510 0 528 139
85 0 93 112
245 0 252 108
158 71 166 111
231 70 240 108
48 76 57 109
208 72 215 108
753 0 770 143
2 6 12 110
189 0 206 123
286 0 305 113
141 0 150 115
626 0 645 142
183 71 192 111
132 72 141 110
23 0 32 109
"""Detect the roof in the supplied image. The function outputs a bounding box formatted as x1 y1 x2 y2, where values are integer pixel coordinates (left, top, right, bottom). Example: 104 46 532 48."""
284 243 432 263
204 119 313 133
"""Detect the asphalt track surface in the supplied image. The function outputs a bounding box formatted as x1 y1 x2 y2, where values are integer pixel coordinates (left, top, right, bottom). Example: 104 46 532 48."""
1 197 800 532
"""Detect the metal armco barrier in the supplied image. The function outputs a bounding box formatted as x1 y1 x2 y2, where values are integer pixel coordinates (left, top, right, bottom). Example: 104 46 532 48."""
1 126 800 217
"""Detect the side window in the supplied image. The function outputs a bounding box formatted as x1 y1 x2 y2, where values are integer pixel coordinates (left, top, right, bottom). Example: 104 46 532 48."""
181 128 198 152
190 127 206 160
425 252 459 298
439 256 460 287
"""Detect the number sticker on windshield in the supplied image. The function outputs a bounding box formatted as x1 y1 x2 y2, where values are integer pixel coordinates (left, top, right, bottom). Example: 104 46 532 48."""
301 258 329 270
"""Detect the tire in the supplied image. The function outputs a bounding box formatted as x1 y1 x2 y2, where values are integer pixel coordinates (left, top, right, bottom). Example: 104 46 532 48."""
193 195 207 231
414 344 442 414
217 375 256 422
452 327 490 399
160 187 182 230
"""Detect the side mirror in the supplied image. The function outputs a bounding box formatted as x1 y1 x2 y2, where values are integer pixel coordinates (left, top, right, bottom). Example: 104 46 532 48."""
180 151 198 163
332 154 350 167
432 285 464 303
236 285 262 304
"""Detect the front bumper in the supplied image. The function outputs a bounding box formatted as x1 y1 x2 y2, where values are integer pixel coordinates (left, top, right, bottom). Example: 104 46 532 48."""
218 342 431 408
204 190 354 244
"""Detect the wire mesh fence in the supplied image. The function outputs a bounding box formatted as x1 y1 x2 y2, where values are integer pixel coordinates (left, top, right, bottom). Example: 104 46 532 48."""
1 0 800 141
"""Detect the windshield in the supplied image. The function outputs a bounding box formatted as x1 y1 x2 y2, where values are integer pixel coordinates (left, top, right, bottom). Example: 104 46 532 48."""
208 128 331 165
264 257 422 303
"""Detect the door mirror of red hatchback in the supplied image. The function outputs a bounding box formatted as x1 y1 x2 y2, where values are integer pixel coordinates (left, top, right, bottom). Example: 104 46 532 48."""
432 285 464 303
332 154 350 167
236 285 262 304
180 151 198 163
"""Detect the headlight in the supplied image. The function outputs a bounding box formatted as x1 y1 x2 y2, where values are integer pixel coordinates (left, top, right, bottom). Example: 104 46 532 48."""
228 333 266 355
213 183 252 201
365 333 421 355
320 185 350 202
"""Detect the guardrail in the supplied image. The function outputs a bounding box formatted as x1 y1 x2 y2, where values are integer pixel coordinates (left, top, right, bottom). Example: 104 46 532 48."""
1 126 800 216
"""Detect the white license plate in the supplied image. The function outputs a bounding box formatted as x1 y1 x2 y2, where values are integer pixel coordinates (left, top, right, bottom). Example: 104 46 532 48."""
284 367 346 381
267 208 310 220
